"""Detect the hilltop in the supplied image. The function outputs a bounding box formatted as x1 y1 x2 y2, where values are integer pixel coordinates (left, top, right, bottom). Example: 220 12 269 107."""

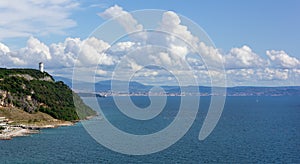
0 68 96 121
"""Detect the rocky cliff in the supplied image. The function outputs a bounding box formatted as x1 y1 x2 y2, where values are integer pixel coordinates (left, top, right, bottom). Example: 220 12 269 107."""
0 68 96 121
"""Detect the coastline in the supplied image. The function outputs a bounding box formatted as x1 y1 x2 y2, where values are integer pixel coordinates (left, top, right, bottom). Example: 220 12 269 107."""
0 114 98 140
0 121 74 140
0 106 98 140
0 108 98 140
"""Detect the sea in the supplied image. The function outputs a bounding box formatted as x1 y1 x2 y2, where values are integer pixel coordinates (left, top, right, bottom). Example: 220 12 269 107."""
0 96 299 163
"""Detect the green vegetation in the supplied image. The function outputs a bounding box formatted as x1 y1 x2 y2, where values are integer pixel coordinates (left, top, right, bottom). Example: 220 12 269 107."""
0 68 96 121
0 107 55 123
0 68 54 80
0 107 74 126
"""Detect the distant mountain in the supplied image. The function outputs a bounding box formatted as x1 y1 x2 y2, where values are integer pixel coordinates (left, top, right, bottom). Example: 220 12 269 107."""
226 86 300 96
95 80 151 93
94 82 300 96
51 77 300 96
53 76 73 87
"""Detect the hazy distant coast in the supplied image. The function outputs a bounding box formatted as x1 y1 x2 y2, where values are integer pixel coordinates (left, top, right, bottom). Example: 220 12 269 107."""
72 79 300 97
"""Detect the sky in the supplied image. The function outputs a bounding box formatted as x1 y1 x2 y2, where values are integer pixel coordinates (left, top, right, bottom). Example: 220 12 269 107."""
0 0 300 86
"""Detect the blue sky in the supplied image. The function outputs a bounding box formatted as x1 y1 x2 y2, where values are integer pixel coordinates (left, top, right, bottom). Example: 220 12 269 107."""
4 0 299 56
0 0 299 86
98 0 300 56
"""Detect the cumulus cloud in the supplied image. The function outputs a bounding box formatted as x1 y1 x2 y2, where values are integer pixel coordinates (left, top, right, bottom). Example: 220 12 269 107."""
1 36 52 66
159 11 199 48
24 36 52 60
158 52 172 66
266 50 300 68
0 45 26 66
197 42 223 68
260 68 289 80
158 11 198 56
0 0 78 39
226 68 291 86
224 45 266 69
98 6 224 74
49 37 79 67
78 37 112 66
97 6 300 86
98 5 143 33
96 69 107 76
0 43 10 54
1 4 300 86
158 11 224 68
110 41 137 52
1 37 300 86
0 36 115 70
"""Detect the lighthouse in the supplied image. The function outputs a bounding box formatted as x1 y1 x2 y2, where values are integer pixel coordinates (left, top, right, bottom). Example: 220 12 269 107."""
39 62 44 72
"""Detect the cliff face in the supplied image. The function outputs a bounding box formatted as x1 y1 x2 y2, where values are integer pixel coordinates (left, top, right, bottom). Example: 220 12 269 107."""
0 90 15 107
0 68 96 121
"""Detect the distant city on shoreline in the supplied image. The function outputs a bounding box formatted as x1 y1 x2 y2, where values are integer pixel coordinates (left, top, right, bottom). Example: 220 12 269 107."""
68 79 300 97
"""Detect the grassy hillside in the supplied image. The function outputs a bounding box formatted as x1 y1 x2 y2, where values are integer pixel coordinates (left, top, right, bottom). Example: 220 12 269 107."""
0 68 96 121
0 107 74 127
0 107 54 124
0 68 54 80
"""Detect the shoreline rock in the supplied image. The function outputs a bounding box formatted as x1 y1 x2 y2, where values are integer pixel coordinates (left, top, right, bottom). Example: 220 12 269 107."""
0 127 38 140
0 107 97 140
0 121 74 140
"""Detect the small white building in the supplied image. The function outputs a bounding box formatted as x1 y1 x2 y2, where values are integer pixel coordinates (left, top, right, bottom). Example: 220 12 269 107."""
39 62 44 72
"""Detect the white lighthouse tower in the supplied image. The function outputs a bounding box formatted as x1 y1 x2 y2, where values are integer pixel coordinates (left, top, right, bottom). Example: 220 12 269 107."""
39 62 44 72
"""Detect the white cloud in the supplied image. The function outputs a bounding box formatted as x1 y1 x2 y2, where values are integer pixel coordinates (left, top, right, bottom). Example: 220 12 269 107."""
197 42 223 68
0 43 10 54
1 4 300 86
226 68 291 86
258 68 289 81
78 37 112 66
49 37 80 67
110 41 137 52
159 11 199 50
224 45 266 69
98 7 223 75
223 47 300 85
49 37 114 68
138 70 159 77
1 35 300 86
0 36 115 69
266 50 300 68
0 36 51 67
292 69 300 75
96 69 107 75
97 7 300 86
0 48 26 66
227 69 254 78
0 0 78 39
158 11 224 69
98 5 143 33
158 52 172 66
169 44 189 58
24 36 52 60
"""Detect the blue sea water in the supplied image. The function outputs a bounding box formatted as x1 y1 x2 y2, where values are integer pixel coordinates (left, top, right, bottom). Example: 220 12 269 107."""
0 96 299 163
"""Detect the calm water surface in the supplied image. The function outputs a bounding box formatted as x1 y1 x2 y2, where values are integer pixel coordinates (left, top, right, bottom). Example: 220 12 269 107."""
0 96 299 163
